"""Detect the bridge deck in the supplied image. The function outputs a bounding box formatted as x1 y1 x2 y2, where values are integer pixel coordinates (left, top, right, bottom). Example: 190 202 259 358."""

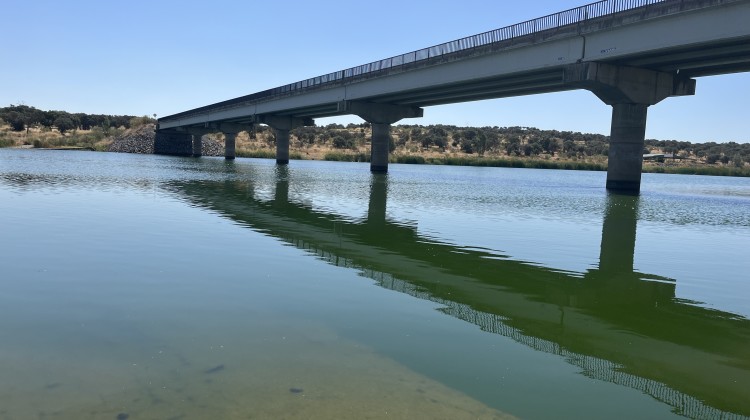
158 0 750 129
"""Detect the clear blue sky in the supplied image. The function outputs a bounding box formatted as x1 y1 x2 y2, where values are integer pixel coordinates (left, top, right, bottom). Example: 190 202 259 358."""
2 0 748 143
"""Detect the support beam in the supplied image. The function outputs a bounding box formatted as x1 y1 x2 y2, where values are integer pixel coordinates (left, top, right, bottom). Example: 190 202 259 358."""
216 123 253 161
607 104 648 192
192 134 203 157
275 128 290 165
186 127 218 158
260 115 313 165
340 101 423 173
224 132 237 160
564 62 696 193
370 123 391 173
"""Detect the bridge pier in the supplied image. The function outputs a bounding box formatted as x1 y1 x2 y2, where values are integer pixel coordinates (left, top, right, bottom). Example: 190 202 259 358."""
186 128 215 158
216 123 254 160
608 104 648 191
224 132 237 160
565 63 695 193
260 116 312 165
371 123 391 173
275 128 290 165
342 101 423 173
192 134 203 157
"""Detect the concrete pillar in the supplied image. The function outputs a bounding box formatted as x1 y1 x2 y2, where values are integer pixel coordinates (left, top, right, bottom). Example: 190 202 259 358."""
260 115 313 166
607 104 648 192
225 132 236 160
275 128 290 165
563 62 695 193
340 101 423 173
192 134 203 157
370 123 391 173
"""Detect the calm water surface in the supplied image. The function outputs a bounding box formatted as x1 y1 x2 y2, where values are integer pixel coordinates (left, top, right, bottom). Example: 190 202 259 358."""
1 149 749 419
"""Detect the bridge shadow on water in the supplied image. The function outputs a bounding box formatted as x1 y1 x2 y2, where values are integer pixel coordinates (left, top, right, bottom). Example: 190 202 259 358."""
168 166 750 418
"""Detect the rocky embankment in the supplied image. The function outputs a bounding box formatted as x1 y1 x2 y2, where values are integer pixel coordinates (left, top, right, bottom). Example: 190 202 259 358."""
108 125 223 156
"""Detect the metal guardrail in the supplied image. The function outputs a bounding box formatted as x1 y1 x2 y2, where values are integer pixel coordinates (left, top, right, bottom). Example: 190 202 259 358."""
161 0 729 121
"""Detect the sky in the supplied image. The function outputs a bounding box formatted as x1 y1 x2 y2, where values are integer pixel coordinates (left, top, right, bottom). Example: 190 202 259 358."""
2 0 748 143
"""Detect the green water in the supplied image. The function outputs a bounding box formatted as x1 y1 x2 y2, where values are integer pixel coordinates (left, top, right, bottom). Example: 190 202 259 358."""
1 149 749 419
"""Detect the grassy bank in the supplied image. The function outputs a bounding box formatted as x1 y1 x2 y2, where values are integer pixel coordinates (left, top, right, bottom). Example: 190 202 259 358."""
0 124 116 151
643 165 750 177
236 149 303 160
318 150 750 176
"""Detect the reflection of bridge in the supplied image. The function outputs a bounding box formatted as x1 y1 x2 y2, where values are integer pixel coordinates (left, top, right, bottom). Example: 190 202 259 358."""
169 168 750 418
158 0 750 192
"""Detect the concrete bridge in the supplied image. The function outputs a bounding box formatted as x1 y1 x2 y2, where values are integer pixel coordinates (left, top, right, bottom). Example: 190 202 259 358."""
169 169 750 417
157 0 750 192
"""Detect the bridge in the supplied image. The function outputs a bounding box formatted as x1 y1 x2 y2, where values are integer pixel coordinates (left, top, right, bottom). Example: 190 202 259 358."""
157 0 750 192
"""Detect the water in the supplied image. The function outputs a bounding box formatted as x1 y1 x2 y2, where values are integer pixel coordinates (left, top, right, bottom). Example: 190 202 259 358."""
1 149 749 419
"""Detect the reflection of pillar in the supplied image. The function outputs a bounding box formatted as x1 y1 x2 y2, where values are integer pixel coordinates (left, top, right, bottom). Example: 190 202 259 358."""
367 173 388 225
274 166 289 204
599 192 638 273
224 132 236 160
586 192 675 308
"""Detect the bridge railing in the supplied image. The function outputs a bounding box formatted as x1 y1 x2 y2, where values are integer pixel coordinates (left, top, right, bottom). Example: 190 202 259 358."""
161 0 728 121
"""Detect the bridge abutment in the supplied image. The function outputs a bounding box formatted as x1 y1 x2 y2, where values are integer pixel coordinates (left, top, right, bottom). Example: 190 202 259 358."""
154 130 193 156
565 62 695 193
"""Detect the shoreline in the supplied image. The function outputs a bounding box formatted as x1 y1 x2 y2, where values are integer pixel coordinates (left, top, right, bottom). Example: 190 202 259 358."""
2 123 749 177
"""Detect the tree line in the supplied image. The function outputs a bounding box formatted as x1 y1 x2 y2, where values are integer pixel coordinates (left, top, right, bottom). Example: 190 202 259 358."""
0 104 153 135
291 123 748 165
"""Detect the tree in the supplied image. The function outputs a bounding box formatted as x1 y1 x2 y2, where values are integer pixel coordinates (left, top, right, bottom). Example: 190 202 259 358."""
54 116 75 134
5 111 27 131
505 135 521 156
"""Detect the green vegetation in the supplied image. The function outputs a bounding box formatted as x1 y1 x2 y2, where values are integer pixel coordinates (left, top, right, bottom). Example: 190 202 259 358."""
235 149 303 160
0 104 154 151
643 165 750 177
0 104 151 134
323 151 370 162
